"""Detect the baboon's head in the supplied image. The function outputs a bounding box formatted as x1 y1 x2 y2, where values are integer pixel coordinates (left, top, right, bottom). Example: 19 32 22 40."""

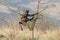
23 9 29 13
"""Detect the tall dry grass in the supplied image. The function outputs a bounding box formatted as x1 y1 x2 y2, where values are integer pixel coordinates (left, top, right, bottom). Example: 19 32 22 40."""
0 27 60 40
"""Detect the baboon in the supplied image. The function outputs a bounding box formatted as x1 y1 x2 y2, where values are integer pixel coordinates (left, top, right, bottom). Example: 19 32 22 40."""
19 9 37 31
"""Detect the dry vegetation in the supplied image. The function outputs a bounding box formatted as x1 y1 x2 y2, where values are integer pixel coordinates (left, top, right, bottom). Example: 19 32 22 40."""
0 27 60 40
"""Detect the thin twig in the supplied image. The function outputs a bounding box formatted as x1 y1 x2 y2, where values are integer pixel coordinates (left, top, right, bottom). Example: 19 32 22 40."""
39 0 50 4
0 17 10 27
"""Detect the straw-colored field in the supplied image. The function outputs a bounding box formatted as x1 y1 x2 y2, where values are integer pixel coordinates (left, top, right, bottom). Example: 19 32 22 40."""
0 27 60 40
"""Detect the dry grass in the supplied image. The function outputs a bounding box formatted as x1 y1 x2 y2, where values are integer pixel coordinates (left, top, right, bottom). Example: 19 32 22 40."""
0 27 60 40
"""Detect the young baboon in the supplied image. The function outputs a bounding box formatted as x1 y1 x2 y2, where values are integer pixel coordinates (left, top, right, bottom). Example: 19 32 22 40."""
19 9 37 31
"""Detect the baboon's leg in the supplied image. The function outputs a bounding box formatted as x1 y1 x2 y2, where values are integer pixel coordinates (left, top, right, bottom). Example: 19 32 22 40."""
19 21 27 31
19 22 23 31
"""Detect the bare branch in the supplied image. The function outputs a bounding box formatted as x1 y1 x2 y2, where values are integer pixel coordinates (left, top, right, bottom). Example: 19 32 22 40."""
40 0 50 4
39 4 56 13
37 0 42 13
39 6 48 13
0 2 23 16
